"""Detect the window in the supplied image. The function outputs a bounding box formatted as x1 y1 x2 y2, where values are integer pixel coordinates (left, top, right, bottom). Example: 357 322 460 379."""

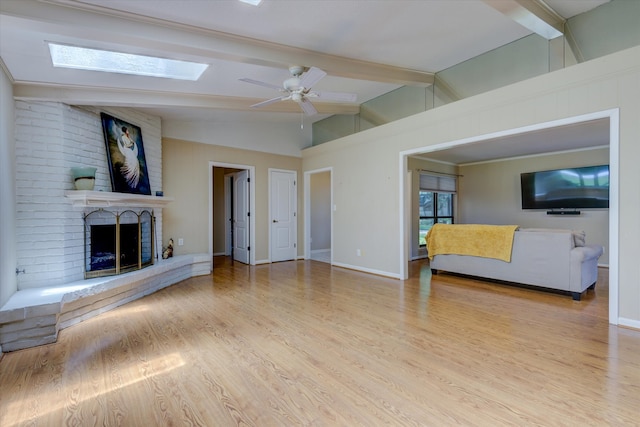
48 43 208 81
418 173 456 246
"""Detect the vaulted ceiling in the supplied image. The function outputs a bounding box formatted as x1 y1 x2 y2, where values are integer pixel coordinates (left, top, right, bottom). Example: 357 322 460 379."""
0 0 609 127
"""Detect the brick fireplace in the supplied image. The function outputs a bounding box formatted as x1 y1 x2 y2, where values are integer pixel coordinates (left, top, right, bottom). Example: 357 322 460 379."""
14 102 164 290
0 101 213 352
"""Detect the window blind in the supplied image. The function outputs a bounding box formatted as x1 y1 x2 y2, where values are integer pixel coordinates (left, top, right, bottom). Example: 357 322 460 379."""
419 173 457 193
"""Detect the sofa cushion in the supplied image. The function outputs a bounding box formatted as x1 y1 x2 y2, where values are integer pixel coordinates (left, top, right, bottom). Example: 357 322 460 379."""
518 227 564 233
517 228 586 248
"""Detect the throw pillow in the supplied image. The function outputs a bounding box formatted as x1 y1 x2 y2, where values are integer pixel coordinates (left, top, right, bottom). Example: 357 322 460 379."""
572 230 586 247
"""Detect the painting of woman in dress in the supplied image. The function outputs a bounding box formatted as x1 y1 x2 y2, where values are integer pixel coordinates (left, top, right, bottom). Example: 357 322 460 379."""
101 113 151 195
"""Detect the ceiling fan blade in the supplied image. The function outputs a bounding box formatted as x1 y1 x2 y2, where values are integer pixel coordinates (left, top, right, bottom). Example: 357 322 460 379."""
239 78 283 91
299 98 318 116
251 96 287 108
299 66 326 89
312 91 358 102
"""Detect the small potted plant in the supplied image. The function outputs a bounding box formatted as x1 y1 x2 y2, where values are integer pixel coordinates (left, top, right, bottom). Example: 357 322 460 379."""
70 166 97 190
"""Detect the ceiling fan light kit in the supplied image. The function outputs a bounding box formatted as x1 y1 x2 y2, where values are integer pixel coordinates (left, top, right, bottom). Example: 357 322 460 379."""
240 65 357 116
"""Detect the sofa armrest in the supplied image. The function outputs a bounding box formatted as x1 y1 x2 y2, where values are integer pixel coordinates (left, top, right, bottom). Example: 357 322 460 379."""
571 245 604 263
570 245 604 294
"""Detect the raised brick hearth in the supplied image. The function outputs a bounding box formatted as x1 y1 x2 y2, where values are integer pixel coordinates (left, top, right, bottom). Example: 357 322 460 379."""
1 102 212 352
0 254 210 352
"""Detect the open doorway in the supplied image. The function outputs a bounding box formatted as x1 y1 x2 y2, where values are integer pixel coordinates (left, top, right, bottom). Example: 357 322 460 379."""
305 168 332 263
210 162 255 265
399 109 619 324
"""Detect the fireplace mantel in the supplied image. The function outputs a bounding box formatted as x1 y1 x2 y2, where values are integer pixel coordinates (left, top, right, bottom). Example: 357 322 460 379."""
65 190 174 208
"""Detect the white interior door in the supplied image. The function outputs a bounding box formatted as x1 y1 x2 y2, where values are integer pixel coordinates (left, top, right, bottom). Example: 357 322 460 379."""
270 170 297 262
233 170 250 264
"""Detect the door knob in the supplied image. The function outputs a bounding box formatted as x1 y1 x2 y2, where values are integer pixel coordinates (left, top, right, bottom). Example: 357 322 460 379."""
272 219 278 223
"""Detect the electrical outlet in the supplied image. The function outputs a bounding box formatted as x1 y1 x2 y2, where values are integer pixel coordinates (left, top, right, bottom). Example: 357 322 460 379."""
178 238 184 246
356 249 361 256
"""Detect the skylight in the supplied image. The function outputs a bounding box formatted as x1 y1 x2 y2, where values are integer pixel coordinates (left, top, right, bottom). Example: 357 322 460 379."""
238 0 263 5
48 43 208 81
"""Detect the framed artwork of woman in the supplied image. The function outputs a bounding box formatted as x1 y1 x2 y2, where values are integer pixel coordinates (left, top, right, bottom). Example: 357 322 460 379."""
100 113 151 195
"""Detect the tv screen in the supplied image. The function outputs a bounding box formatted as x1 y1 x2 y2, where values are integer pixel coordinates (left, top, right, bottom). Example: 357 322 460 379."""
520 165 609 210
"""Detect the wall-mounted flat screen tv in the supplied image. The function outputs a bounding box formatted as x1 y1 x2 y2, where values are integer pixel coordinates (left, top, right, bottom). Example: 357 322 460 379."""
520 165 609 210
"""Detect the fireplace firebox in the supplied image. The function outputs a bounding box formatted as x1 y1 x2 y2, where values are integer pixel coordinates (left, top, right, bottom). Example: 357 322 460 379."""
84 209 155 278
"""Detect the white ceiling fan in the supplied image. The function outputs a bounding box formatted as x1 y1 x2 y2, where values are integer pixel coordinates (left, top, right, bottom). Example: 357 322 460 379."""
239 65 357 115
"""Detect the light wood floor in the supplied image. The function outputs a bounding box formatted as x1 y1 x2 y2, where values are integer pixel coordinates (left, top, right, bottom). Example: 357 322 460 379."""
1 258 638 426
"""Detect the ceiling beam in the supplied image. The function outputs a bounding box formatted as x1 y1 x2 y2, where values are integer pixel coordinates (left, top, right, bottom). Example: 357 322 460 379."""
483 0 565 40
1 0 434 86
12 82 361 115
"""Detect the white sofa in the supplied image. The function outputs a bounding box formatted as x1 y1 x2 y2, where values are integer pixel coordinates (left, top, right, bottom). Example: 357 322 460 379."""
430 228 604 300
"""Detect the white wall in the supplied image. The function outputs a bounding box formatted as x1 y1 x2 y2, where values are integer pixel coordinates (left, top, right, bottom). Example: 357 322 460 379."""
302 46 640 325
0 66 17 310
13 103 163 289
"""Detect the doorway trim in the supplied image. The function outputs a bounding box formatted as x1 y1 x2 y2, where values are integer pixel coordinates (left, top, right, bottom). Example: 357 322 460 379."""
399 109 619 325
304 167 333 261
209 161 256 265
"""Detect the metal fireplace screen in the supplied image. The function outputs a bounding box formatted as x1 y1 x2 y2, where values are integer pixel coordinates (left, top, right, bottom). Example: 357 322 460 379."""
84 209 155 278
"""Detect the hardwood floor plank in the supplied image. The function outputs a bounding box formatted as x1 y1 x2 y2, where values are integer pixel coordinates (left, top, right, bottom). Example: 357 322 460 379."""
1 258 638 426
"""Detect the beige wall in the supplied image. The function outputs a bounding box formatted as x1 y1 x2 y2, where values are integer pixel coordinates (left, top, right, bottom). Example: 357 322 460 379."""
163 119 311 157
408 150 610 264
212 167 226 255
310 171 331 251
302 46 640 325
303 137 403 275
458 148 610 264
163 138 303 262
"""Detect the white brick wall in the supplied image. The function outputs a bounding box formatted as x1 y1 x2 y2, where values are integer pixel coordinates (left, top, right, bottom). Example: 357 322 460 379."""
15 102 163 290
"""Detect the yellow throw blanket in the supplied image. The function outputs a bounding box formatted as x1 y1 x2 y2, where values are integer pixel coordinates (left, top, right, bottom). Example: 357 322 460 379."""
426 224 519 262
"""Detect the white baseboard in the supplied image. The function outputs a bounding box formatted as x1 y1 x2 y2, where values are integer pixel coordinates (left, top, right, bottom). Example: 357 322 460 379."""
254 257 304 264
311 249 330 254
618 317 640 330
331 261 401 280
213 252 226 257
